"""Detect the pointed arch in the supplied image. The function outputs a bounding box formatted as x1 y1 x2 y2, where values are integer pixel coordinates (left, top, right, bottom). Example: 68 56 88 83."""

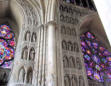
18 67 25 83
29 47 35 61
76 57 82 69
63 55 69 68
64 75 70 86
22 46 28 60
69 56 76 68
71 75 78 86
67 41 73 51
24 30 31 41
79 76 85 86
31 32 37 42
27 67 33 84
73 42 79 52
62 40 67 50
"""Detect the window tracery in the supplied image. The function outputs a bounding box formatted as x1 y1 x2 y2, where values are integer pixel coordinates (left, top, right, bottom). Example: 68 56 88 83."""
80 31 111 82
0 25 16 68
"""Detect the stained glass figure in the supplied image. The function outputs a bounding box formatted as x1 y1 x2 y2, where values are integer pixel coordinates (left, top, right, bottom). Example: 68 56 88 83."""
80 31 111 82
0 25 16 68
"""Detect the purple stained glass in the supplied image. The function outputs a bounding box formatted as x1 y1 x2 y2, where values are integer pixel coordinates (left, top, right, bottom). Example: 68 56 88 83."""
86 68 93 76
107 56 111 62
89 62 94 67
81 41 87 48
81 46 85 52
80 31 111 82
92 42 98 49
94 72 101 81
92 55 100 63
107 73 111 79
101 58 107 63
95 65 101 71
84 54 90 61
86 32 95 39
0 25 16 68
86 40 92 47
103 50 110 56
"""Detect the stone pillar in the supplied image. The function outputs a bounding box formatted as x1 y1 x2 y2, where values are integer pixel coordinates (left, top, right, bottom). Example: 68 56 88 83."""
46 21 57 86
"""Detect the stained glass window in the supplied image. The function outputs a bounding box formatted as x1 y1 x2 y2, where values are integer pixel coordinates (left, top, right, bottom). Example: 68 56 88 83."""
80 31 111 82
0 25 16 68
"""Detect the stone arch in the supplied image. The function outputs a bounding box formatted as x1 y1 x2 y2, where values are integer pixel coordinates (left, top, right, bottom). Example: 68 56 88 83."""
79 76 85 86
71 28 76 36
71 75 78 86
29 47 35 61
67 41 73 51
73 42 79 52
27 67 33 84
63 55 69 68
76 57 82 70
18 67 25 83
64 75 70 86
69 56 76 68
31 32 37 42
79 13 110 50
22 46 28 60
24 30 31 41
61 25 66 35
66 26 71 36
62 40 67 50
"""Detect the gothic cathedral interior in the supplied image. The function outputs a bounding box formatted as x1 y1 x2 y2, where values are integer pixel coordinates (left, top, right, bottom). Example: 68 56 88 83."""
0 0 111 86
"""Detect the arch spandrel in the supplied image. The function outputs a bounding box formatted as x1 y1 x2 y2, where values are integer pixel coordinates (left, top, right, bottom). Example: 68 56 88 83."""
79 13 111 51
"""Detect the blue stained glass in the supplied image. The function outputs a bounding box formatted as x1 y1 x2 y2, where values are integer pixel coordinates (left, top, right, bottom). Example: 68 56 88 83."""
92 42 98 49
0 25 16 68
86 40 92 47
84 54 90 61
101 58 107 63
86 32 94 39
80 31 111 82
81 46 85 52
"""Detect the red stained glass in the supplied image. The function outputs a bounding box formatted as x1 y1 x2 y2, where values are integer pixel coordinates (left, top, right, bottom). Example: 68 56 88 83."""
0 25 16 68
